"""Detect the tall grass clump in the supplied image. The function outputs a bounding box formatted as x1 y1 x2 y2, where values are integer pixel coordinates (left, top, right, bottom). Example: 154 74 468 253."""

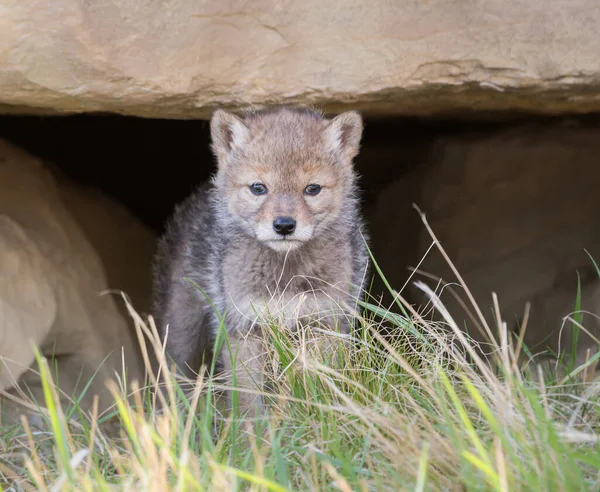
2 212 600 491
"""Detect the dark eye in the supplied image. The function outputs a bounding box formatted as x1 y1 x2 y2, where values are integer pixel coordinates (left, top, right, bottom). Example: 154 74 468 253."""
304 184 322 196
250 183 267 195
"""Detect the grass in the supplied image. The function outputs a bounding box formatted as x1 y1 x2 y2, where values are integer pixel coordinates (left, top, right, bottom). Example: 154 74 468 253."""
2 215 600 491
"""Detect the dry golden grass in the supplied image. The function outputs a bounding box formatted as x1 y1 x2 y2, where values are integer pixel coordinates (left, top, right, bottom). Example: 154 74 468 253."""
2 213 600 491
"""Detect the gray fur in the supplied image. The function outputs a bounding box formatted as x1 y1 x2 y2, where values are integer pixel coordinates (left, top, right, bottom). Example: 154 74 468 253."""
152 105 370 417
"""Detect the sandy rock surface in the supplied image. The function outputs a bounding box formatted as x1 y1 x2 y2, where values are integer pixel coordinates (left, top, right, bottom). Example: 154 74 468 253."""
0 138 154 425
0 1 599 118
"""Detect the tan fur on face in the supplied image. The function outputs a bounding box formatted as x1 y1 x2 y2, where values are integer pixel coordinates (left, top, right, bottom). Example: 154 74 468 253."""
212 108 357 251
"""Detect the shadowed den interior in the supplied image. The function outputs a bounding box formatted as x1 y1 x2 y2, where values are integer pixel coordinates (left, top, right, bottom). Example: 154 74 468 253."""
2 111 600 355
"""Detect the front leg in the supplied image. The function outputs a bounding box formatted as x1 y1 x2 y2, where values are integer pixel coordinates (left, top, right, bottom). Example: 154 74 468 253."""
299 306 356 362
219 327 266 420
155 281 216 398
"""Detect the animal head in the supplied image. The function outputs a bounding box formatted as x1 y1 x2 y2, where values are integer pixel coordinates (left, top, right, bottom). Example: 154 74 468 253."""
210 106 363 252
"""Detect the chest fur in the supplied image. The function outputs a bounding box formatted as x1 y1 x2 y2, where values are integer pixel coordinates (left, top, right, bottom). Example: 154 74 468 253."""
220 240 354 331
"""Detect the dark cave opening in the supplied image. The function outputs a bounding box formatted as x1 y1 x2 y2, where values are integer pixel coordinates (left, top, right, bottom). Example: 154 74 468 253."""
3 110 600 340
3 111 598 236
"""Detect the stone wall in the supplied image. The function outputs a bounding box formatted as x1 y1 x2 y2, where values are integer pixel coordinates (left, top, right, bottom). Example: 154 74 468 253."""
0 139 154 425
370 121 600 360
1 1 599 119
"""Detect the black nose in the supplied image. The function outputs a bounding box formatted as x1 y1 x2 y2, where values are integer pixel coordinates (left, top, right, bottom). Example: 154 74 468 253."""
273 217 296 236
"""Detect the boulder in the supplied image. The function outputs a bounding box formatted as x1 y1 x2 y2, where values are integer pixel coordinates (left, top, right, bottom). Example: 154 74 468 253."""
371 122 600 360
0 1 599 119
0 139 153 425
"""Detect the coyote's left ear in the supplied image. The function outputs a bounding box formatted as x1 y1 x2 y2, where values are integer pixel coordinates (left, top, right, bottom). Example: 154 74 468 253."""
210 109 250 166
323 111 363 162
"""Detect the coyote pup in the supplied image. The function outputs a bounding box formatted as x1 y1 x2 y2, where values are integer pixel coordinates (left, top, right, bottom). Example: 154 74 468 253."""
152 105 370 417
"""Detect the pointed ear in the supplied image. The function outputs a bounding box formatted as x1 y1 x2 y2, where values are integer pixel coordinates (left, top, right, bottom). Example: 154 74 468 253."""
323 111 363 162
210 109 250 165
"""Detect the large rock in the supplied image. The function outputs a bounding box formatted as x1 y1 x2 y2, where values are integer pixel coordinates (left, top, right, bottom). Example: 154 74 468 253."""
371 122 600 360
0 1 599 119
0 139 154 425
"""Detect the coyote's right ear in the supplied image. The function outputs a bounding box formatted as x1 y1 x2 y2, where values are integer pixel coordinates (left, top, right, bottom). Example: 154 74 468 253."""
210 109 250 166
